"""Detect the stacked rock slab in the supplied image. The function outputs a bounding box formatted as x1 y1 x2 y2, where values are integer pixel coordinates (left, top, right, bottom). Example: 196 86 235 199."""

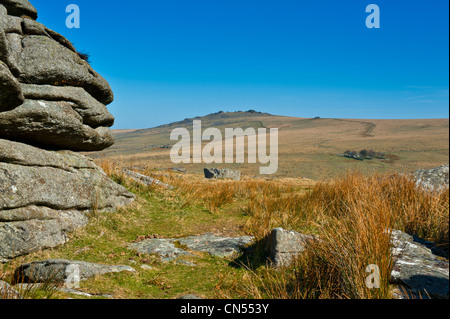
0 0 134 262
0 0 115 151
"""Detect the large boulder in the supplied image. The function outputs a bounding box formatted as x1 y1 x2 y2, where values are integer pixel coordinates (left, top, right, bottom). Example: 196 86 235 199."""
0 139 134 262
0 1 115 151
261 228 449 299
0 1 134 262
0 280 21 299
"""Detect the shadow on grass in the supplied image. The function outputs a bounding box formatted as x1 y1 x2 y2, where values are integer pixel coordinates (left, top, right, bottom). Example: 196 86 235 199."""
228 237 272 270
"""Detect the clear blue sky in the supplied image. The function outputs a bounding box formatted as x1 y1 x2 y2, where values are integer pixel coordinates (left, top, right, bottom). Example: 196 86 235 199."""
33 0 449 129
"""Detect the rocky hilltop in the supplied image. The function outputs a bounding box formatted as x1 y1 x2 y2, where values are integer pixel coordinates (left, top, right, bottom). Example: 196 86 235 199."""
0 0 134 262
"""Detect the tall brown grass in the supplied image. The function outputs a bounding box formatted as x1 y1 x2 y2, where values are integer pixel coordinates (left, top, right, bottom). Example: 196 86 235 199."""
243 171 448 246
231 172 448 299
96 158 307 214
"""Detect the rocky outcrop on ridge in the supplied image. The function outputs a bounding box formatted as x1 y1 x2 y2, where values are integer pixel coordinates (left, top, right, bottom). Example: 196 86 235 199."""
0 0 134 262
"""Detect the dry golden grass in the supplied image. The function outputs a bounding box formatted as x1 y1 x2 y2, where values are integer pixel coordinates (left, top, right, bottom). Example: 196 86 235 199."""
97 158 314 217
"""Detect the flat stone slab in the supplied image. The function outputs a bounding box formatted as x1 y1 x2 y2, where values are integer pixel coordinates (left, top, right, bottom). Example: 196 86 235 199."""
128 238 193 262
12 259 136 285
12 283 113 298
128 233 254 262
177 294 203 299
178 233 254 258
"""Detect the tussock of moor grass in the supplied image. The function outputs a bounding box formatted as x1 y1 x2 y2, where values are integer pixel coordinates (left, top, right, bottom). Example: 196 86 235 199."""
233 172 448 299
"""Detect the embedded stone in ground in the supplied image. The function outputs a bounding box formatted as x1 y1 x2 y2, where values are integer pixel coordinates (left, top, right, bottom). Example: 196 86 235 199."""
0 280 21 299
123 169 174 189
204 168 241 181
177 233 254 258
127 234 254 262
128 238 193 262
